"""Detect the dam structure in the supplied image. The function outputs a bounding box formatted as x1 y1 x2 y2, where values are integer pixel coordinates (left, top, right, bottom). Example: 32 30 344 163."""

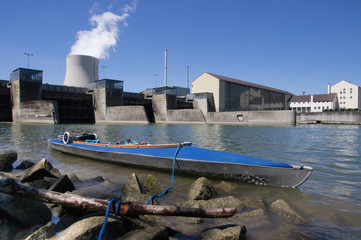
0 55 304 125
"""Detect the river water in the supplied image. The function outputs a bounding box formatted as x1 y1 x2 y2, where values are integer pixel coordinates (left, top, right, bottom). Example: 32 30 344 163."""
0 123 360 239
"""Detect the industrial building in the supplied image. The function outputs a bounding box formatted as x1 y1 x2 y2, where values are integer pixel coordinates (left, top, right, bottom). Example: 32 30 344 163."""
329 80 361 109
192 72 293 112
289 93 338 113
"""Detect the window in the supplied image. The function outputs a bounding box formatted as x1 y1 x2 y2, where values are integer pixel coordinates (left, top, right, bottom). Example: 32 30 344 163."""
350 96 353 99
343 88 346 94
340 91 342 94
350 88 353 93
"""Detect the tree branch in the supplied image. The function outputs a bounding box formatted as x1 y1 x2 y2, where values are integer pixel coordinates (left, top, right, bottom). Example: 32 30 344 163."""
0 178 238 218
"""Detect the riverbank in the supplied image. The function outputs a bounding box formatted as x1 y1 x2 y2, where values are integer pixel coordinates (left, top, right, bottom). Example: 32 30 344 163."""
1 152 312 239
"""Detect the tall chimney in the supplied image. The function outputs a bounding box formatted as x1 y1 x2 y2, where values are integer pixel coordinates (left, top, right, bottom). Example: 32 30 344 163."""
64 55 99 88
328 83 331 94
164 48 167 87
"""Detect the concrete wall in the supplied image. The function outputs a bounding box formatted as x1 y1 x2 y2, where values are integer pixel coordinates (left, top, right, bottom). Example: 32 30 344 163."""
298 112 361 124
152 94 176 122
167 109 205 123
105 106 149 124
12 100 58 123
0 81 12 122
207 110 296 125
93 88 106 122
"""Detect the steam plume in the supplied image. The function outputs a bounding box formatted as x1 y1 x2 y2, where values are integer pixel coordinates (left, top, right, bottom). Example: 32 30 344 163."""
69 1 137 59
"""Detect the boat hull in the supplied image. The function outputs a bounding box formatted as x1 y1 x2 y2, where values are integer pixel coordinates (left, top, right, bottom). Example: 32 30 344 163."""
48 140 312 188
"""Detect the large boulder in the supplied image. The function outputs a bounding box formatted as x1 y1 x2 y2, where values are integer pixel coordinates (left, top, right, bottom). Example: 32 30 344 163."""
0 150 17 172
72 189 121 200
48 175 75 193
15 160 35 170
200 225 247 240
144 174 166 196
68 172 82 183
122 173 154 204
19 159 62 183
270 199 306 224
0 194 52 233
49 216 130 240
122 173 146 195
240 196 266 209
229 208 270 228
215 181 237 194
25 177 58 190
178 196 243 209
24 221 56 240
188 177 217 200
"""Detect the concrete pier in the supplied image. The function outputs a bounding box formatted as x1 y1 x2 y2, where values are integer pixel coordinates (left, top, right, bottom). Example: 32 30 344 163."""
0 80 12 122
298 111 361 124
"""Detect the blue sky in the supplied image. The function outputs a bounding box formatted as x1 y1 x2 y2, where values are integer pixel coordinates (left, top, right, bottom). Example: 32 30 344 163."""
0 0 360 95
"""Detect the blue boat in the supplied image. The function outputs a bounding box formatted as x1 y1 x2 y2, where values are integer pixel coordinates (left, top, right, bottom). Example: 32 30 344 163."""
48 132 312 188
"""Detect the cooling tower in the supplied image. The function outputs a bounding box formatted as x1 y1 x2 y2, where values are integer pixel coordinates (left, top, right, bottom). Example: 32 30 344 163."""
63 55 99 88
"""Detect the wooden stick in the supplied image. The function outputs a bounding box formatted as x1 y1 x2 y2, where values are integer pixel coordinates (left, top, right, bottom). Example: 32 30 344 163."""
0 178 238 218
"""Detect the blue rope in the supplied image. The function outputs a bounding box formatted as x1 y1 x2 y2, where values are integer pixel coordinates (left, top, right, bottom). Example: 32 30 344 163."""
98 199 122 240
98 143 183 238
146 143 183 205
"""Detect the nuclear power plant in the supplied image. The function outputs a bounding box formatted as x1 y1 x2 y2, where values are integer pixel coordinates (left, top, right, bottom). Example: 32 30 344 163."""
63 55 99 88
1 52 194 124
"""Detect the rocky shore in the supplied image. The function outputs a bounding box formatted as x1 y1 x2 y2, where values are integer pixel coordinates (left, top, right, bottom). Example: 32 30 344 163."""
0 150 308 239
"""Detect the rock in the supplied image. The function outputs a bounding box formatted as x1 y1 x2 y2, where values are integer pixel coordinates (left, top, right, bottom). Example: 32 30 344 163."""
25 177 58 190
0 150 17 172
188 177 217 200
95 176 105 182
72 189 121 200
122 173 154 204
19 159 62 183
240 196 266 209
48 175 75 193
178 196 243 209
144 174 166 195
215 181 237 193
68 172 82 183
120 225 170 240
24 221 56 240
200 225 247 240
0 208 25 240
15 160 35 170
122 173 146 195
229 208 270 228
55 212 100 232
0 193 52 228
270 199 306 224
49 216 130 240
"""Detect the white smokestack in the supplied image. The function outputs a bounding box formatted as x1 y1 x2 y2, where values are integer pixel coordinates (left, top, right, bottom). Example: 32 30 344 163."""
63 55 99 88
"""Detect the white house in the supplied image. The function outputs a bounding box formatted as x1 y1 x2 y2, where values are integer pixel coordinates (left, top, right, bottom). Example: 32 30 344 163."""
329 80 361 109
289 93 338 113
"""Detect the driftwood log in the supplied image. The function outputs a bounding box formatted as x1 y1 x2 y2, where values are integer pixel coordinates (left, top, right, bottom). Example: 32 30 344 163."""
0 178 238 218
